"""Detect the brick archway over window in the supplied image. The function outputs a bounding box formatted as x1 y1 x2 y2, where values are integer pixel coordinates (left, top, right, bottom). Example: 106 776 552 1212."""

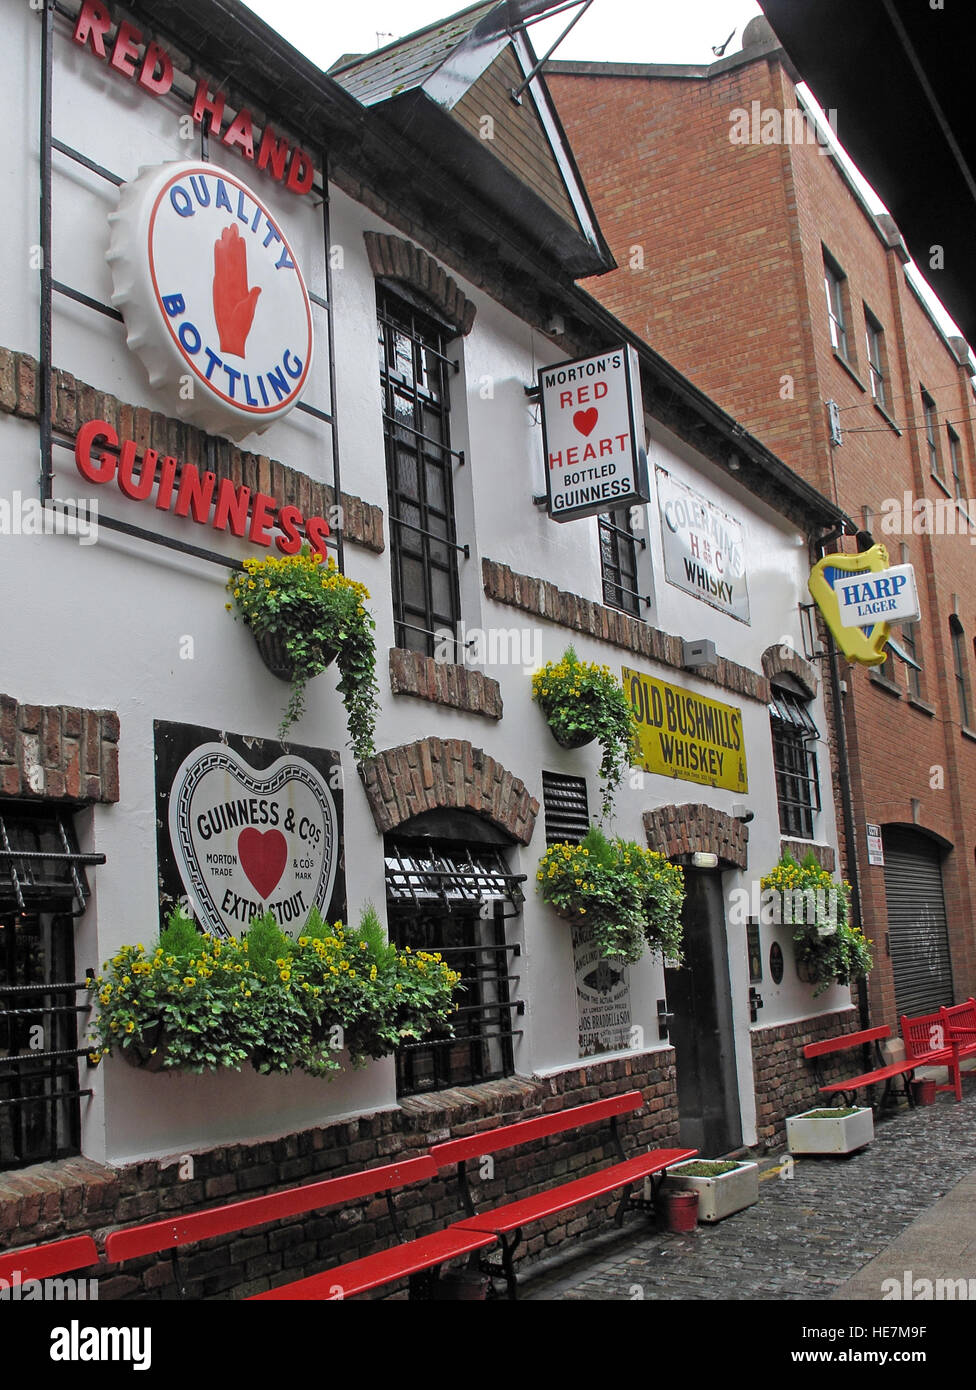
364 232 477 337
360 738 538 844
761 644 818 698
643 803 748 869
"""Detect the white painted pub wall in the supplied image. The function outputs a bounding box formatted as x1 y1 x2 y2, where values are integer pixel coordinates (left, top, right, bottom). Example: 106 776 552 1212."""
1 4 843 1163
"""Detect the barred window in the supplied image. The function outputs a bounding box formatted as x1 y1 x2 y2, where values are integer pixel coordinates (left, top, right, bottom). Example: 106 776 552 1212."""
0 806 98 1172
377 288 463 659
599 508 642 616
384 838 524 1097
769 682 821 841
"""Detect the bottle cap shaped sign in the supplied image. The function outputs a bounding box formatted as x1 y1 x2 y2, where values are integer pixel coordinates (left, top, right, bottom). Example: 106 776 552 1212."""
107 161 314 442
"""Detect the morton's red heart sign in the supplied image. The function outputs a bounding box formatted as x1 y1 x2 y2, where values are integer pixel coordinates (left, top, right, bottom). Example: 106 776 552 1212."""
538 345 649 523
167 742 339 938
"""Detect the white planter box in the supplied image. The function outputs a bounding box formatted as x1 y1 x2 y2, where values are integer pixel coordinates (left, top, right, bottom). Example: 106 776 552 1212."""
786 1106 874 1155
665 1160 760 1223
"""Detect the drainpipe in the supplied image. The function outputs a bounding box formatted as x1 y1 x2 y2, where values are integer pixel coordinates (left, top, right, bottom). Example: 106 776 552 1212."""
818 528 870 1033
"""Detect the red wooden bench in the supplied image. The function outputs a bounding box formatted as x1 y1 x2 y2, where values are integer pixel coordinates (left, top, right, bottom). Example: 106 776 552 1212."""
431 1090 696 1299
902 1002 976 1102
253 1091 695 1301
802 1025 929 1109
0 1234 99 1287
106 1155 494 1301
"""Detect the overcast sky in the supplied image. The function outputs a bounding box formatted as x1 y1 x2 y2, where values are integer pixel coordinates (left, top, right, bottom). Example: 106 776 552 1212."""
241 0 962 343
242 0 764 69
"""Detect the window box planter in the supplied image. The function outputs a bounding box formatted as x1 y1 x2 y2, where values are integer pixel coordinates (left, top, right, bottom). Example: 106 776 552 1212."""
664 1159 759 1223
786 1105 874 1155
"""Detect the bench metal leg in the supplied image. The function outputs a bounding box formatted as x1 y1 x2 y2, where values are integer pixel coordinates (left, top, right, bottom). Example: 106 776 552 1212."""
614 1183 634 1228
498 1230 521 1301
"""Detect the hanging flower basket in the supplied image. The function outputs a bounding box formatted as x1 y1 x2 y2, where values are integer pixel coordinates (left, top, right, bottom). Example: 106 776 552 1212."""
226 546 379 756
253 629 338 684
531 647 639 820
760 852 872 997
551 726 596 751
538 824 685 964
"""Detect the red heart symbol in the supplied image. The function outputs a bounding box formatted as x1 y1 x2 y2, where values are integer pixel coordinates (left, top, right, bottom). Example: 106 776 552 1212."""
574 408 599 437
238 828 288 901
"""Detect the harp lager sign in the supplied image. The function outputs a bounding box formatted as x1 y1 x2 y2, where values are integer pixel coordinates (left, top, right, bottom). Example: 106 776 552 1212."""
808 543 919 665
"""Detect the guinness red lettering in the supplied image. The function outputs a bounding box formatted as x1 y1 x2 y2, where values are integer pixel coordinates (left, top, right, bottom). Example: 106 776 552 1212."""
75 418 330 557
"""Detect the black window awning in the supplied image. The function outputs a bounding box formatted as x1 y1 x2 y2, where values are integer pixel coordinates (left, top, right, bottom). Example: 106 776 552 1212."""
0 811 104 916
385 844 525 909
768 690 820 740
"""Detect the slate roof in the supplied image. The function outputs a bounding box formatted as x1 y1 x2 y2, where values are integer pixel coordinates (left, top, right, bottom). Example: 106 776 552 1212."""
331 1 502 106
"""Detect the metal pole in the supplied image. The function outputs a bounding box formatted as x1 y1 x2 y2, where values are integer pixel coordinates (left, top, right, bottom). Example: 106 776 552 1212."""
38 0 55 504
321 151 345 575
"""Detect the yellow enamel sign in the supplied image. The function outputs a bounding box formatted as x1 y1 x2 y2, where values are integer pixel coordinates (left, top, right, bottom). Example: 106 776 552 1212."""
623 668 748 792
808 544 891 666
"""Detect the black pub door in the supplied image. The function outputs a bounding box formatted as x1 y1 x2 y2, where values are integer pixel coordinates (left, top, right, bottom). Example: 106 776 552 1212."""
664 868 742 1155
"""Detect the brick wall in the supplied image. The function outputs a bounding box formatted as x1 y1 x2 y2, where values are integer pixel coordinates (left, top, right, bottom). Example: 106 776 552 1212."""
482 559 769 705
0 694 119 803
388 649 503 720
549 51 976 1025
751 1007 859 1150
0 348 384 555
0 1052 677 1299
360 737 538 843
643 803 749 869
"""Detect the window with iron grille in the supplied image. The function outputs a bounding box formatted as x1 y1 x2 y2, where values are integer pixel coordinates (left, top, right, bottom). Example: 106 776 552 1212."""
0 806 99 1172
599 508 643 616
947 425 965 500
377 288 463 660
922 390 942 477
384 839 524 1097
864 307 888 410
823 250 849 359
769 684 821 841
950 615 972 727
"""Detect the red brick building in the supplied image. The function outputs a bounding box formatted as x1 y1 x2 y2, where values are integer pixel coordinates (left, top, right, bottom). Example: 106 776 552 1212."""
549 17 976 1029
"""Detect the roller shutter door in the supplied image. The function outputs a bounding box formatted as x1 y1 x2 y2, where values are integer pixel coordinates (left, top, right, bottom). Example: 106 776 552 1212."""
883 827 953 1017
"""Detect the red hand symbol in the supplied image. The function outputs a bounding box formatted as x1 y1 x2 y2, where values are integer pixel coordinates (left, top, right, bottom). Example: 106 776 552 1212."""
212 224 261 357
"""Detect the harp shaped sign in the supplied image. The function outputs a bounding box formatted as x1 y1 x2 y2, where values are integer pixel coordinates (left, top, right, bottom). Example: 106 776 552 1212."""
808 543 894 666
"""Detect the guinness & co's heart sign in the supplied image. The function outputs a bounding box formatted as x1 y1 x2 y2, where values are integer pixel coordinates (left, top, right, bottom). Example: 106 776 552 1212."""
167 741 339 939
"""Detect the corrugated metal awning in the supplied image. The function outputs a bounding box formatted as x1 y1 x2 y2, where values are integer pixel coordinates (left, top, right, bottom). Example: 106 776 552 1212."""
385 844 525 908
